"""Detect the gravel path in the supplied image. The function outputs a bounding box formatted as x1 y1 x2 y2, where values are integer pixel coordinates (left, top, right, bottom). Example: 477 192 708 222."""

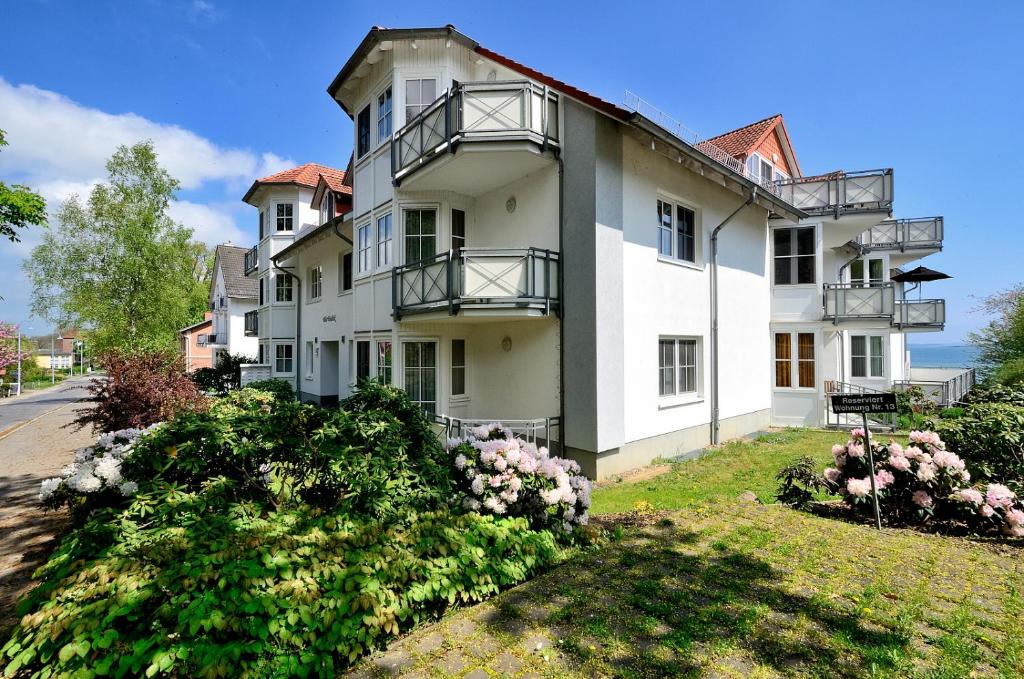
0 379 96 636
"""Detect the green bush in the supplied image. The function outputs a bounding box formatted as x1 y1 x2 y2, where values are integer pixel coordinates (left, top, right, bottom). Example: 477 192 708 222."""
932 402 1024 495
190 353 256 394
964 383 1024 407
244 378 294 402
775 456 826 509
2 495 562 677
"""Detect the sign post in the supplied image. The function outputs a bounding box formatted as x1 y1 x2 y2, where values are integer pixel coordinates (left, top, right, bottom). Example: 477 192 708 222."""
829 392 898 531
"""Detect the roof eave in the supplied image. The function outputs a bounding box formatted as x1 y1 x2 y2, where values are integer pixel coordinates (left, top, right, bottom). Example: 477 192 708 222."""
272 213 353 263
629 114 807 222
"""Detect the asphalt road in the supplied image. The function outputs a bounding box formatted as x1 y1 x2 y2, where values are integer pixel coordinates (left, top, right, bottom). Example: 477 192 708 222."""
0 376 94 437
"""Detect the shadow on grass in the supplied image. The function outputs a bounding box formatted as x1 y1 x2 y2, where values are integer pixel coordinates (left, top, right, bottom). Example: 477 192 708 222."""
479 521 910 678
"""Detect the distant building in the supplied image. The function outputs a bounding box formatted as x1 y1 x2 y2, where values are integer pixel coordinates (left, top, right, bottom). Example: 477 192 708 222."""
204 244 259 362
179 312 214 372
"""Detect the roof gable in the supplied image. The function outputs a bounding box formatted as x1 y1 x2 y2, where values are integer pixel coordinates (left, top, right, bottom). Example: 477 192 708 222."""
242 163 348 204
704 114 801 177
212 244 258 300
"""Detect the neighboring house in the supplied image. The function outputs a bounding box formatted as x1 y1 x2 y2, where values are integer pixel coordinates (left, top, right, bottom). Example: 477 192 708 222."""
179 312 214 372
238 163 351 384
30 329 81 371
207 244 260 361
241 25 964 479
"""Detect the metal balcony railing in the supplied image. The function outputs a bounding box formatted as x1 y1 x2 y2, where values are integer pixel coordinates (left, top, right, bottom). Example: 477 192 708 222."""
392 80 560 184
823 283 895 322
857 217 943 252
894 368 975 407
435 415 561 447
244 310 259 336
894 299 945 329
777 169 893 217
203 332 226 346
392 247 560 320
244 246 258 275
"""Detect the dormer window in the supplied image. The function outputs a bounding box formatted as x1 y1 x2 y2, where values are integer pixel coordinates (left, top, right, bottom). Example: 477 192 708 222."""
320 192 335 226
405 78 437 121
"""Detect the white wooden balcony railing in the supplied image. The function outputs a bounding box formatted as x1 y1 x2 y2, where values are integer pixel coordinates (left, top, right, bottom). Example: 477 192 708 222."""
392 81 560 184
894 299 945 329
392 247 559 320
776 169 893 217
857 217 943 251
823 283 895 322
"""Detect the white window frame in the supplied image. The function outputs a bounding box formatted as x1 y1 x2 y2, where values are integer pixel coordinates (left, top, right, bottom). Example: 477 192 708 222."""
304 341 314 379
850 257 885 287
657 337 702 403
274 343 294 375
356 104 371 159
320 191 335 226
402 205 438 265
451 338 467 398
773 226 816 286
656 196 699 266
377 86 393 144
308 265 322 302
774 331 817 391
402 339 439 414
275 273 293 303
404 77 438 124
376 339 393 384
356 223 372 274
851 334 886 379
376 213 393 268
276 203 294 232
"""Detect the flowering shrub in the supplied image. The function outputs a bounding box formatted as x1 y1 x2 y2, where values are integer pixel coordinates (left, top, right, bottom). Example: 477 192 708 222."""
39 426 158 518
448 423 591 533
820 428 1024 536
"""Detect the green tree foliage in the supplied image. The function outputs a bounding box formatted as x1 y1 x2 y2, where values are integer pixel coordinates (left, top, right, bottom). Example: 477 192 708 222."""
23 141 211 354
0 129 47 244
969 284 1024 384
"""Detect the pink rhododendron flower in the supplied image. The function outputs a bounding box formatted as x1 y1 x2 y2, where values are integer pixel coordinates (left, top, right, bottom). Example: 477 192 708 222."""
932 450 965 472
847 443 865 458
888 455 911 472
1003 524 1024 538
851 428 865 439
916 463 937 483
955 488 984 506
912 490 933 508
1006 509 1024 527
986 484 1016 509
980 504 996 518
888 441 904 457
846 477 872 498
874 469 895 489
823 468 841 483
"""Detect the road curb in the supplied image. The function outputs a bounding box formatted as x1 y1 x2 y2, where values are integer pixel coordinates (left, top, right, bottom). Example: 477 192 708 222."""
0 398 86 442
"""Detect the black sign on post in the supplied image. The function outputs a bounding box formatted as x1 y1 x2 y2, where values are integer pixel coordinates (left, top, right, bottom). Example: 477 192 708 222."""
830 392 898 530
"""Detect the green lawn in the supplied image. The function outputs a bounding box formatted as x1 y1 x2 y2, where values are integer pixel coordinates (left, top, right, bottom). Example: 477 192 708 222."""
591 429 853 515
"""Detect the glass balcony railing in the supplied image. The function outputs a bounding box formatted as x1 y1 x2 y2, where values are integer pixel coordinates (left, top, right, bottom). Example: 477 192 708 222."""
392 81 560 184
392 247 559 320
856 217 943 251
777 169 893 217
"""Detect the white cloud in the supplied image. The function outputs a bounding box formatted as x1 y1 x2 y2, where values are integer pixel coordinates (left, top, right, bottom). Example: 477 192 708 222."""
0 78 290 190
167 200 249 246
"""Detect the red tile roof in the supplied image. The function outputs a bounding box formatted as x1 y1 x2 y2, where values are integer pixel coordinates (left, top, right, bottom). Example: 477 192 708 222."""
704 115 782 159
243 163 348 203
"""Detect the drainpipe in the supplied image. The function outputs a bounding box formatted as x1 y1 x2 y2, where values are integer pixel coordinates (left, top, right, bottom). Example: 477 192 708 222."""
332 217 353 246
710 187 757 446
272 260 300 398
556 154 565 453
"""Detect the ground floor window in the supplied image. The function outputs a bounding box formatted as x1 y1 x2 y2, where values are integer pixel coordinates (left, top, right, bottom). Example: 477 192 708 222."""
403 341 437 414
775 332 815 388
274 343 293 374
356 340 370 381
451 339 466 396
376 340 392 384
304 342 314 378
658 337 699 397
851 335 885 378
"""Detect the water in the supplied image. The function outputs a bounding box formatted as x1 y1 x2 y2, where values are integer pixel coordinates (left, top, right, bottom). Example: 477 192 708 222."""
908 344 979 369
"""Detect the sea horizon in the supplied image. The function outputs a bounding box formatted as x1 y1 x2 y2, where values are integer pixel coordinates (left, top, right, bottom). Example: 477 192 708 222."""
907 343 980 369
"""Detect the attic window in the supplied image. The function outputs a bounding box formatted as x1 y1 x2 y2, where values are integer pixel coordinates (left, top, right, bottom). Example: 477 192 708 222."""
320 192 335 226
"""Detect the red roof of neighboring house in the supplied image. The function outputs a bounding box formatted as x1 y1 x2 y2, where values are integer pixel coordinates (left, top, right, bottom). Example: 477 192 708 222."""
243 163 349 204
704 114 802 177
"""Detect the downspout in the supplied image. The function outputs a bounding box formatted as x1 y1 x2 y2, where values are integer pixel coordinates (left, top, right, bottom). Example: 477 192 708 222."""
556 154 565 453
272 260 300 398
710 187 757 446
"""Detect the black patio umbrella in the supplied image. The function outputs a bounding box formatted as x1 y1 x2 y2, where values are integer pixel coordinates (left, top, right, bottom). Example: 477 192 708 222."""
891 266 951 300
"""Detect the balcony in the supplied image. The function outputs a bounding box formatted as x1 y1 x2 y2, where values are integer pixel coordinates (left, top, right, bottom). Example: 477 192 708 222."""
894 299 945 330
203 332 226 346
894 367 975 407
244 246 258 276
823 283 895 323
391 81 560 195
392 247 559 321
244 310 259 336
857 217 943 252
776 169 893 218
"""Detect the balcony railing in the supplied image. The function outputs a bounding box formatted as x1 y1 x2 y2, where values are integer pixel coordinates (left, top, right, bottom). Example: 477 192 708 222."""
203 332 226 346
435 415 561 447
894 368 975 407
244 310 259 336
823 283 895 322
894 299 945 329
244 246 258 275
777 169 893 217
392 81 560 184
239 364 272 387
392 247 559 320
857 217 943 251
197 335 209 347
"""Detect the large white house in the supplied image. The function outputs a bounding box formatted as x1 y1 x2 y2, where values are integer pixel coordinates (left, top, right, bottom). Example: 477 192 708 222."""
240 25 966 478
206 244 259 361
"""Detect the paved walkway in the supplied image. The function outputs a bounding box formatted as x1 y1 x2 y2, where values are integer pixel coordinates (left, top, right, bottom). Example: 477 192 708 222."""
0 377 96 636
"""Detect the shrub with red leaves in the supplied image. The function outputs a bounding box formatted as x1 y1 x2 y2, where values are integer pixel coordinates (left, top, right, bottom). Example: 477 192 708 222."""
74 350 209 433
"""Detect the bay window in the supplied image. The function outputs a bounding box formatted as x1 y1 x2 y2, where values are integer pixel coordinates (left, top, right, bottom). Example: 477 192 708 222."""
357 105 371 158
377 87 392 143
276 203 293 232
405 78 437 121
403 341 437 414
376 213 392 267
356 223 371 273
404 208 436 263
274 344 293 374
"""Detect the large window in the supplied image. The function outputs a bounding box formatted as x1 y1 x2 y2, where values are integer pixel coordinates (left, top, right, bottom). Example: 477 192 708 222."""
851 335 885 378
376 213 392 267
356 340 370 381
775 332 815 388
774 227 815 285
274 344 293 374
275 273 293 302
356 223 371 273
451 209 466 256
405 78 437 121
850 258 884 287
403 341 437 414
404 208 436 263
658 338 699 397
304 342 314 378
308 265 322 301
357 105 371 158
451 339 466 396
376 340 392 384
276 203 293 232
377 87 393 143
656 199 696 263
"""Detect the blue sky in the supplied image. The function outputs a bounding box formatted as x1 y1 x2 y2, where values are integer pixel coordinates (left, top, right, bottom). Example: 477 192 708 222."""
1 0 1021 344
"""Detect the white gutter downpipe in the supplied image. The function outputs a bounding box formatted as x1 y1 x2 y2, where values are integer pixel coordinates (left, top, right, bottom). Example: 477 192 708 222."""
710 187 757 446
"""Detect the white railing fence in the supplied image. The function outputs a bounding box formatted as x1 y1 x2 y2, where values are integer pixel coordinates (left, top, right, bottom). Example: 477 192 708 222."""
435 415 561 448
239 364 272 386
